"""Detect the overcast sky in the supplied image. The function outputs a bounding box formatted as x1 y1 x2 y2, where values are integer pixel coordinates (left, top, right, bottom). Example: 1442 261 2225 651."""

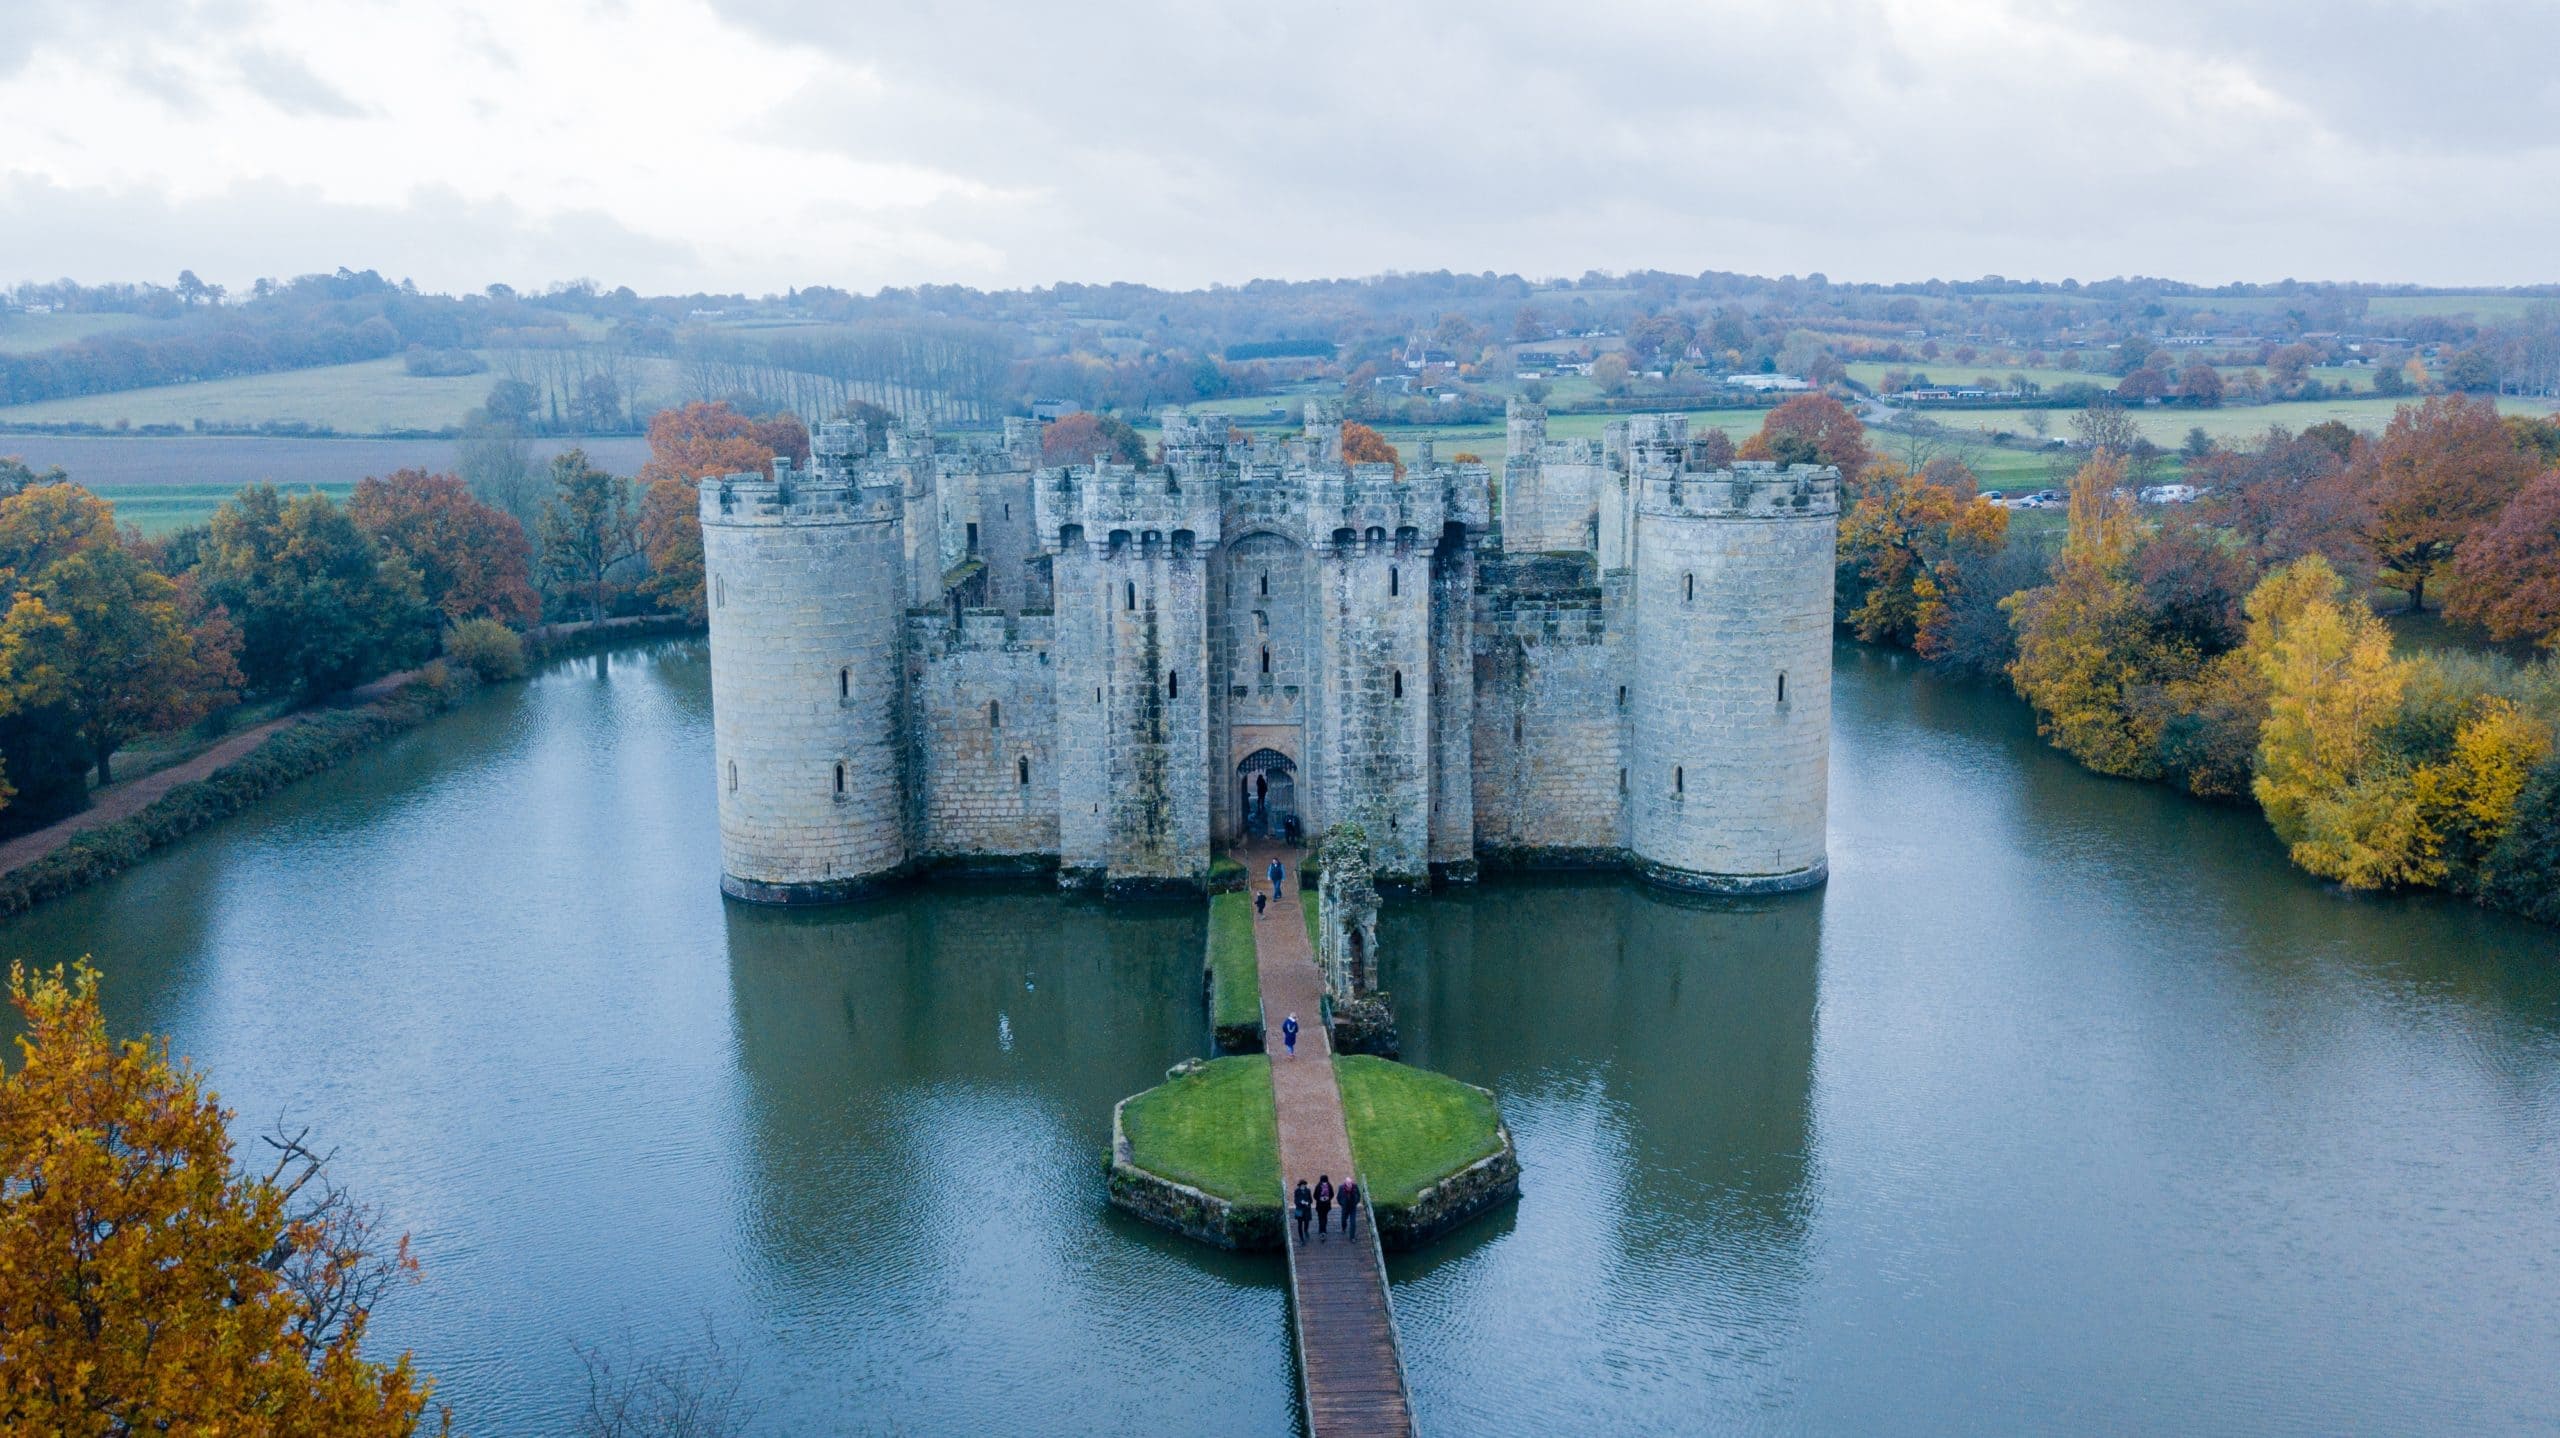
5 0 2557 296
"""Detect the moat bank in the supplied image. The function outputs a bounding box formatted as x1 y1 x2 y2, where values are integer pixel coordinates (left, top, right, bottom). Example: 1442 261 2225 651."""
5 639 2560 1434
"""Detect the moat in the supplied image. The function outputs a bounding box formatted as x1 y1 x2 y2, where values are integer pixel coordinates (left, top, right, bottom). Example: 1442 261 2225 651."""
7 638 2559 1434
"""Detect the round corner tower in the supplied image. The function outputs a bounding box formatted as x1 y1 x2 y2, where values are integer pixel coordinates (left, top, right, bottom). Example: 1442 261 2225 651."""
1628 458 1837 893
701 433 908 902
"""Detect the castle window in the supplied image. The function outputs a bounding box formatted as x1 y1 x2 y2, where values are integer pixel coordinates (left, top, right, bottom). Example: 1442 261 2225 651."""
1617 684 1626 710
715 576 725 608
1168 670 1179 699
1260 571 1269 596
1390 565 1399 597
728 760 737 793
1513 715 1523 745
1777 671 1787 704
966 521 979 551
1619 767 1627 794
1261 646 1271 674
1126 580 1136 610
1675 766 1685 796
1392 670 1403 698
835 762 846 795
840 668 850 699
988 700 1001 728
1685 573 1695 603
1004 503 1011 520
1018 756 1030 785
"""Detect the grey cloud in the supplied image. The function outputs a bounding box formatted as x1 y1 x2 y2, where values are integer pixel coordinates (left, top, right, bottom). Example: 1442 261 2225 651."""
0 175 700 293
232 43 371 118
717 0 2560 288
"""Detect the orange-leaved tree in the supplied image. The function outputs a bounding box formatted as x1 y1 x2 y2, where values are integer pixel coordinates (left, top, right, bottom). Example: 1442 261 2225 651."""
1339 421 1403 476
1738 393 1870 483
1040 412 1146 468
2352 395 2540 612
634 403 806 623
350 469 540 627
0 961 446 1435
2447 467 2560 646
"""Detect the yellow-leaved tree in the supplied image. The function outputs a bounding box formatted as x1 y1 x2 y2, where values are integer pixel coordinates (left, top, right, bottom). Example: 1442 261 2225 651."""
0 962 445 1436
2245 554 2419 885
2003 453 2176 776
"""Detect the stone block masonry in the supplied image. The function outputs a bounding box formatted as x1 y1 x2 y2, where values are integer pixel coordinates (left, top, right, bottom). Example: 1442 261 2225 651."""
700 409 1837 901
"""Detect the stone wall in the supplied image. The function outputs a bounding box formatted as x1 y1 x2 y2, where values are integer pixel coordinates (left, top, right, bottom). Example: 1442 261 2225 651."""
1470 550 1626 864
908 611 1059 865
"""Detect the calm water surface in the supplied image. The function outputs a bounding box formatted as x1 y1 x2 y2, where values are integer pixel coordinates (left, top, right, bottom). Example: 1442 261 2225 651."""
6 641 2557 1435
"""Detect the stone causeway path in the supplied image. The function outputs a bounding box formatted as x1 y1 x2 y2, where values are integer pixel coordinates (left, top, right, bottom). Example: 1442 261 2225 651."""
1241 839 1416 1438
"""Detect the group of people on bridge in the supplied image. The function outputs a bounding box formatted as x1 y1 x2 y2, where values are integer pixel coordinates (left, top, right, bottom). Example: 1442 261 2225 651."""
1293 1174 1362 1244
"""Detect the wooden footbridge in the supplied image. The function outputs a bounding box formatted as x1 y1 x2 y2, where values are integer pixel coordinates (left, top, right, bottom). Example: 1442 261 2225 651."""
1240 841 1417 1438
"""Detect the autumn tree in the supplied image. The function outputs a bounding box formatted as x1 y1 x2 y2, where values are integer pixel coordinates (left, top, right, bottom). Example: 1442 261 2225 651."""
350 469 540 629
1039 411 1146 468
2003 453 2205 777
1740 393 1870 482
2178 362 2223 406
0 961 445 1436
2246 554 2419 884
2446 468 2560 645
2353 395 2540 611
1339 420 1404 476
2196 425 2366 578
196 487 431 697
631 404 792 625
1837 460 2008 656
538 450 641 625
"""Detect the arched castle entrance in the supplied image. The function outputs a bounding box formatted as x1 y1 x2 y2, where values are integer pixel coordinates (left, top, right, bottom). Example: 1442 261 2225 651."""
1238 748 1299 842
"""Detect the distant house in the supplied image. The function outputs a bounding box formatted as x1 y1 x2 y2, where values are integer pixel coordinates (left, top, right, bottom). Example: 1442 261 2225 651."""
1725 374 1811 392
1372 373 1416 395
1031 398 1084 421
686 307 727 320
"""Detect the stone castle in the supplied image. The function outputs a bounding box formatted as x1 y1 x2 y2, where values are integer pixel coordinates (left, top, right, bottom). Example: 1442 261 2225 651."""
699 397 1838 899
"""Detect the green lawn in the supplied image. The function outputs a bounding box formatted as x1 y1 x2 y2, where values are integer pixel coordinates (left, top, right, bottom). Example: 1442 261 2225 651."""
90 480 354 537
2365 293 2554 323
1120 1055 1279 1205
0 311 153 354
1207 891 1260 1031
1336 1055 1504 1209
0 354 683 434
1302 887 1319 952
1927 395 2559 450
1844 361 2099 393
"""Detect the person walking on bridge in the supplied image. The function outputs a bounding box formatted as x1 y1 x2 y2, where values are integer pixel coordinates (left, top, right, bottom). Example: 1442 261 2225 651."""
1293 1179 1313 1243
1314 1175 1334 1237
1339 1176 1362 1241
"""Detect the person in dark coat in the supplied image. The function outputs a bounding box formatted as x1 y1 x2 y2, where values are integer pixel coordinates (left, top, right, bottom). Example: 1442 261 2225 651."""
1281 1012 1299 1056
1339 1176 1362 1240
1255 890 1267 918
1293 1180 1313 1243
1314 1175 1334 1236
1268 857 1285 900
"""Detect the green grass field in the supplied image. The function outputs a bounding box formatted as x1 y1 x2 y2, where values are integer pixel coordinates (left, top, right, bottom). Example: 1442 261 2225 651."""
2364 293 2555 323
87 480 354 538
1207 891 1261 1032
0 311 152 354
0 354 685 434
1336 1055 1504 1209
1930 394 2559 450
1843 361 2098 393
1120 1055 1279 1205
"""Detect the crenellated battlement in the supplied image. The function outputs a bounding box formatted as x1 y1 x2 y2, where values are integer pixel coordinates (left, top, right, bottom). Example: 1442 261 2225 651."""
1035 461 1224 552
1635 461 1839 520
